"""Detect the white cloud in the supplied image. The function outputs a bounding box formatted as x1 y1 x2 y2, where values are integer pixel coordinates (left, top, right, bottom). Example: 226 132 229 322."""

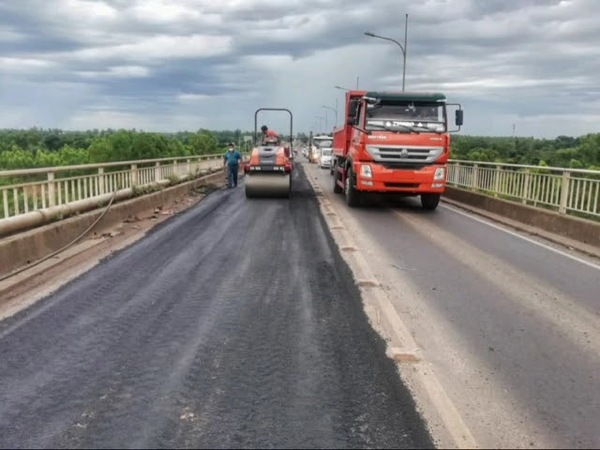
55 0 119 21
0 57 57 72
77 65 152 78
177 93 213 102
0 0 599 137
58 34 233 62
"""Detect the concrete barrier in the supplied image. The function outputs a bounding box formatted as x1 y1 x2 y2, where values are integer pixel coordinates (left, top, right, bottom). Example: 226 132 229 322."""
0 169 229 277
444 187 600 248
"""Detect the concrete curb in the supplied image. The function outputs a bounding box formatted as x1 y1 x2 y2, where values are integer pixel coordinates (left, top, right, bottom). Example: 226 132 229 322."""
443 187 600 257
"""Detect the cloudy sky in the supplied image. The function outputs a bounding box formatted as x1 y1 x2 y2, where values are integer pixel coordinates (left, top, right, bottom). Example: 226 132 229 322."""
1 0 598 137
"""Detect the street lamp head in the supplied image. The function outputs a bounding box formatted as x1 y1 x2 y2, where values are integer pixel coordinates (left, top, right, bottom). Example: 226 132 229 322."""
364 31 375 37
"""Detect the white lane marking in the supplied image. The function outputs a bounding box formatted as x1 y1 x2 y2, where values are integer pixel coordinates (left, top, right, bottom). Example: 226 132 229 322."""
440 204 600 271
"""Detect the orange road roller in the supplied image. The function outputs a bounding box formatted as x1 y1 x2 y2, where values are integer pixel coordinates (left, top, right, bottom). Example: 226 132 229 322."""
244 108 294 198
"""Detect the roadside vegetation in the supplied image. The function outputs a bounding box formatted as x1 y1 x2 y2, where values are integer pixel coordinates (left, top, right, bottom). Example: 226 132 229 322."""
451 134 600 170
0 128 598 171
0 128 250 170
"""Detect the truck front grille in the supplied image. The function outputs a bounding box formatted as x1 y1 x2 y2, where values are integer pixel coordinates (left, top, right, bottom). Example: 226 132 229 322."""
366 145 444 165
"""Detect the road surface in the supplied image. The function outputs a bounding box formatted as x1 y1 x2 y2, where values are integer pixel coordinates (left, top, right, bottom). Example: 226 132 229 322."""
306 161 600 449
0 165 433 449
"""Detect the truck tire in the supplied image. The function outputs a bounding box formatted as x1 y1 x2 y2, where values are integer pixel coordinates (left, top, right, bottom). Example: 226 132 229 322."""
344 168 360 207
421 193 441 210
333 166 343 193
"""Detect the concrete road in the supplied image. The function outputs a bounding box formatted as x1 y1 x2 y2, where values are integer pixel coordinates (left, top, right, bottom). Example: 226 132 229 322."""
0 165 433 449
306 161 600 449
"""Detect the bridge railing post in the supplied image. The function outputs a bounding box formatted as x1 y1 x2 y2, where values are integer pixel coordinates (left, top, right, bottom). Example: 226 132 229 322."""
472 164 479 190
493 165 501 197
47 172 56 208
98 168 105 195
131 164 138 186
522 170 530 204
559 170 571 214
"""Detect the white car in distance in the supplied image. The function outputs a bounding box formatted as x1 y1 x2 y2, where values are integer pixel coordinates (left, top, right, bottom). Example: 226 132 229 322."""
319 148 332 169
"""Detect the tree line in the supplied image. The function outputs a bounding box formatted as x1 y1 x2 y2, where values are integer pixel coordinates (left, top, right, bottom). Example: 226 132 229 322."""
451 134 600 170
0 128 598 170
0 128 254 171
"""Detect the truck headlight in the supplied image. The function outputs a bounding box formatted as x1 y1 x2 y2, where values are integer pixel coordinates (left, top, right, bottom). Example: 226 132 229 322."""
360 164 373 178
434 167 446 181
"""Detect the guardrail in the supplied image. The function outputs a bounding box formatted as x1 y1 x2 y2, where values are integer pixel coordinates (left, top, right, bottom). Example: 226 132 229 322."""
0 154 226 236
0 154 224 219
447 160 600 220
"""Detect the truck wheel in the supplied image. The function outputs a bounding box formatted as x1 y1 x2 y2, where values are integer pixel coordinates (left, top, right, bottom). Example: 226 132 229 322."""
421 193 441 210
333 167 343 193
345 168 360 207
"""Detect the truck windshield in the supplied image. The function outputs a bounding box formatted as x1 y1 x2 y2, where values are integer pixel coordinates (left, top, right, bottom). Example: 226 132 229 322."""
365 102 446 132
321 149 332 155
315 139 333 148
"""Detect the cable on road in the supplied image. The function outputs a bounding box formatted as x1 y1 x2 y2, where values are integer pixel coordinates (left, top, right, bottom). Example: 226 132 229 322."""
1 164 249 283
0 189 119 283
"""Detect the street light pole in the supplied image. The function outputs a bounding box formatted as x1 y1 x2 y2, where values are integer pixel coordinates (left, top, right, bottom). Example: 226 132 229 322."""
315 115 324 133
322 104 337 128
364 13 408 91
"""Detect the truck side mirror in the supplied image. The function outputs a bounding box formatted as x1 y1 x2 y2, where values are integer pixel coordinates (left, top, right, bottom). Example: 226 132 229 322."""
455 109 464 126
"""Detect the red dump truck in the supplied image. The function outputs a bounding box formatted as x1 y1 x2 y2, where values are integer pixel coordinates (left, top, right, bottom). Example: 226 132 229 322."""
331 90 463 210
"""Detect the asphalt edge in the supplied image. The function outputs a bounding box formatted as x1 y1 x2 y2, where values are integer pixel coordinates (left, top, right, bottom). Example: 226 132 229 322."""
303 167 478 450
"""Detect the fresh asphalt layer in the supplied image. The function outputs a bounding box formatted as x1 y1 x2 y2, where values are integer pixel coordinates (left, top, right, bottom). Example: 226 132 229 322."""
0 164 433 449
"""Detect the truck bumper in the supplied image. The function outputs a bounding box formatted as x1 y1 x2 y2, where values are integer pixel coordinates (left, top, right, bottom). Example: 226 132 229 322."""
353 163 447 194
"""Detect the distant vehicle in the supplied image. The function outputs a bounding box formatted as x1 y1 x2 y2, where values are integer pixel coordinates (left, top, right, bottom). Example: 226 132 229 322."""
319 148 332 169
312 135 332 165
309 147 320 164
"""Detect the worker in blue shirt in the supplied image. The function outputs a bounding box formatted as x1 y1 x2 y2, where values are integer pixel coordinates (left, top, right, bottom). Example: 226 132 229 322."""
223 142 242 188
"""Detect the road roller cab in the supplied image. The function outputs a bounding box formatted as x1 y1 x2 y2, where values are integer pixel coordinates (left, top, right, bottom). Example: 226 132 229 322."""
244 108 294 199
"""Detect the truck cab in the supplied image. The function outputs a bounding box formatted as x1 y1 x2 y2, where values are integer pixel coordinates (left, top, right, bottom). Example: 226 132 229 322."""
332 90 463 209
